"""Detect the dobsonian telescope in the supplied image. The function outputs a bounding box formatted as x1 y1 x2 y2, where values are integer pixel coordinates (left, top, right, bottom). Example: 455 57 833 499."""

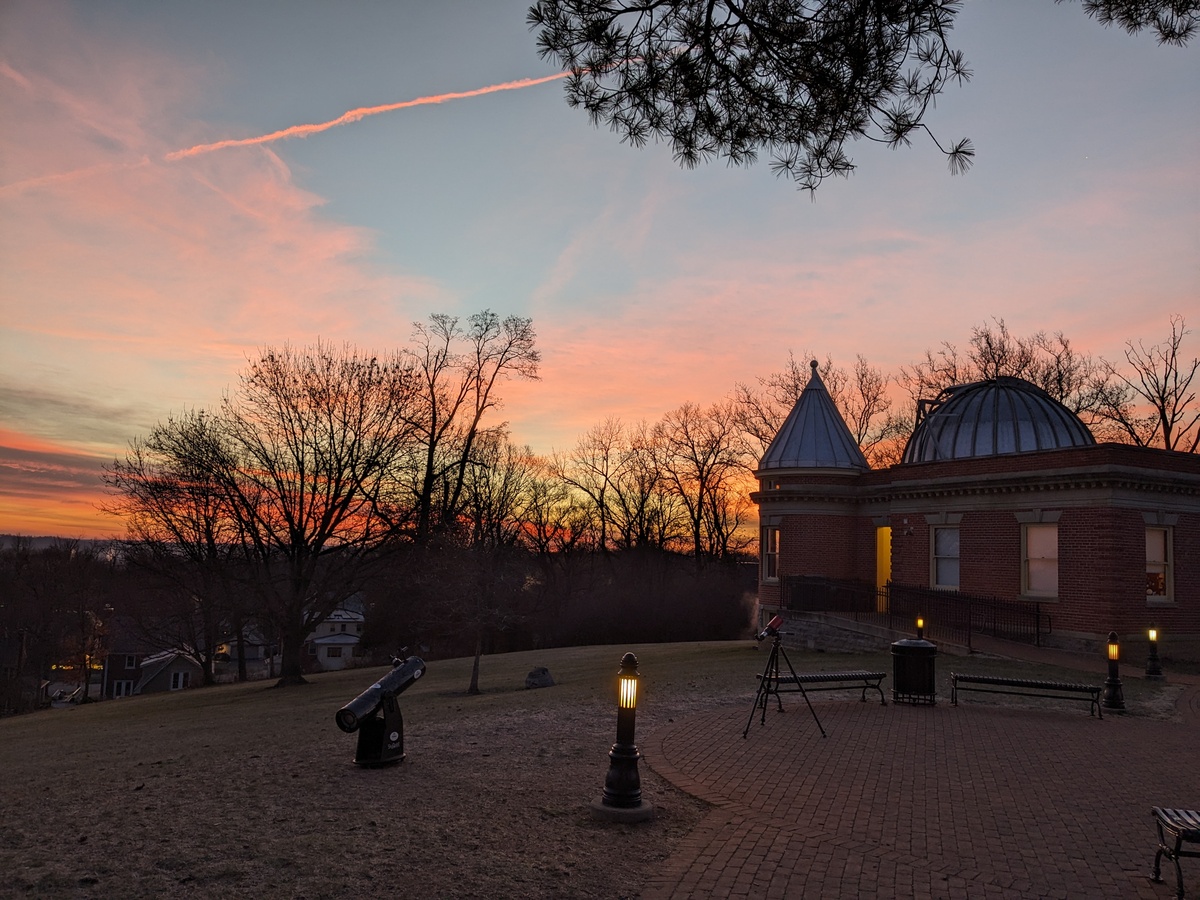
335 655 426 767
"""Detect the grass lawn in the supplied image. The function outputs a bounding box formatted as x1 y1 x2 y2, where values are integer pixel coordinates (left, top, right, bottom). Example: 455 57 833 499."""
0 640 1180 898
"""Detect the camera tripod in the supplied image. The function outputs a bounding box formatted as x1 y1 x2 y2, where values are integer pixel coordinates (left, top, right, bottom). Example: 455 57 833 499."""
743 630 826 739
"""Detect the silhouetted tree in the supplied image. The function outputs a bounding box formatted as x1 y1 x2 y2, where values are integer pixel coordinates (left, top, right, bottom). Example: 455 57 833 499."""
404 311 540 543
530 1 1194 191
1095 315 1199 452
107 343 420 686
655 401 749 563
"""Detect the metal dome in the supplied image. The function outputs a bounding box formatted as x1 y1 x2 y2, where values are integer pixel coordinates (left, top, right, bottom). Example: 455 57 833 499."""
902 376 1095 464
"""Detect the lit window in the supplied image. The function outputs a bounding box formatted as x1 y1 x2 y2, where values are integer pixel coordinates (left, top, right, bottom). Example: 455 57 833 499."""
1023 524 1058 596
762 526 780 580
1146 527 1172 599
932 527 960 590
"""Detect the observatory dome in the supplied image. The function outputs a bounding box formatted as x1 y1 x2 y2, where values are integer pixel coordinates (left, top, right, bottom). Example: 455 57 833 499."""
902 376 1095 464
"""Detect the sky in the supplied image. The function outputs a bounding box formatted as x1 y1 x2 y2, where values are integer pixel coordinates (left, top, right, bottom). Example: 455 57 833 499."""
1 0 1197 539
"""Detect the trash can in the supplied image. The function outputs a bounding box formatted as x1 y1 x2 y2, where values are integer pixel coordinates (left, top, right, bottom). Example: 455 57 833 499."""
891 637 937 705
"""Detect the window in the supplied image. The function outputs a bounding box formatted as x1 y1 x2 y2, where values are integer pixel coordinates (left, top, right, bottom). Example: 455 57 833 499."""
931 527 960 589
1146 527 1172 599
170 671 190 691
762 526 780 581
124 655 137 669
113 680 133 698
308 643 318 656
340 623 347 632
1023 524 1058 596
326 646 343 659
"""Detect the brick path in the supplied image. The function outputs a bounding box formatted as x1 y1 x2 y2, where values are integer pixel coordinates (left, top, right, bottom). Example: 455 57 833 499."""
643 670 1200 899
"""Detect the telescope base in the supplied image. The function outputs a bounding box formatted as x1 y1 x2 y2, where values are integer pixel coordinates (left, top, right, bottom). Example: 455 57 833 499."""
352 706 405 767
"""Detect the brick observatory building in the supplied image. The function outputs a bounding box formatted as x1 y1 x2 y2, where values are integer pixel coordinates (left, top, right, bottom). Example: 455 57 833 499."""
752 361 1200 658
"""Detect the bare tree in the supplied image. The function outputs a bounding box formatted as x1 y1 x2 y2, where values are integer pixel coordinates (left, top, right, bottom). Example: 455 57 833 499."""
105 411 247 684
655 401 747 563
107 343 421 686
1096 315 1200 452
897 319 1112 447
405 311 540 542
553 418 624 551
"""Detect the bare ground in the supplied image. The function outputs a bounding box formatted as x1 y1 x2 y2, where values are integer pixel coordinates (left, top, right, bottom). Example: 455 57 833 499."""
0 641 1179 899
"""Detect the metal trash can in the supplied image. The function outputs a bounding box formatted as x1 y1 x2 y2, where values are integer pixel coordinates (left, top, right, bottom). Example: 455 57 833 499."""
891 637 937 705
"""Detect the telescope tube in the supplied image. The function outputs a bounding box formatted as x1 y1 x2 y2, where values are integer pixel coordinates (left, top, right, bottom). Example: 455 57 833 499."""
335 656 426 733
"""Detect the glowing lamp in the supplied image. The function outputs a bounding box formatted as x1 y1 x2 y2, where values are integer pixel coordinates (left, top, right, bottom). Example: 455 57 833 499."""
916 616 925 640
593 652 653 821
1102 631 1125 711
619 669 638 711
1146 627 1164 681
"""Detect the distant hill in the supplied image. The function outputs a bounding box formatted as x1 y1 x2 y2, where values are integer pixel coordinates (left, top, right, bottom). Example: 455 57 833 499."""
0 535 116 551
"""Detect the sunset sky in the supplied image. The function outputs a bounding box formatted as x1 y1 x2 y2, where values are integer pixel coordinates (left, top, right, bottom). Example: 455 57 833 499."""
2 0 1197 539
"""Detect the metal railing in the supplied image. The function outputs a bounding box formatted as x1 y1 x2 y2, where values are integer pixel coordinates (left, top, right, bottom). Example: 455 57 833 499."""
781 577 1050 651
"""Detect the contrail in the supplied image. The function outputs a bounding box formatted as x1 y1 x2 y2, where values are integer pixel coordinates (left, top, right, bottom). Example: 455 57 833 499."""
165 71 570 161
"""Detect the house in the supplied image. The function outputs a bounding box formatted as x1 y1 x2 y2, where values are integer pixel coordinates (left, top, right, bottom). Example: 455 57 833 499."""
752 362 1200 658
133 649 204 694
304 603 367 671
213 627 276 680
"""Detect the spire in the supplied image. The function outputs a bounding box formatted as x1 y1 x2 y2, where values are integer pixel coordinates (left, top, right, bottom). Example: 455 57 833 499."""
758 360 869 471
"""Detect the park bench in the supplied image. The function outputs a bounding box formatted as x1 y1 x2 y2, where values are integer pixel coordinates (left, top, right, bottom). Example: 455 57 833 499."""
758 671 887 705
950 673 1102 717
1152 807 1200 900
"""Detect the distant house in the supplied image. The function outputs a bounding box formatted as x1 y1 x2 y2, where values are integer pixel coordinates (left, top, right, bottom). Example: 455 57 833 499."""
133 650 203 694
98 616 205 696
304 604 367 671
213 627 276 680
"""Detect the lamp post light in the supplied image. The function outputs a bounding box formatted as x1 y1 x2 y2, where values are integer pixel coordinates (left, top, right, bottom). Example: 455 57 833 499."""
1102 631 1126 711
916 616 925 640
1145 628 1165 681
591 652 654 822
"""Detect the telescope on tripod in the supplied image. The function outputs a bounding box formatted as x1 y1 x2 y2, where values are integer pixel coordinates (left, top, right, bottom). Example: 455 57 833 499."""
744 615 826 739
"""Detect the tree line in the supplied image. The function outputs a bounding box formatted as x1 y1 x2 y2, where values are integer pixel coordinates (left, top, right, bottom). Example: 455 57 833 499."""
3 312 1194 706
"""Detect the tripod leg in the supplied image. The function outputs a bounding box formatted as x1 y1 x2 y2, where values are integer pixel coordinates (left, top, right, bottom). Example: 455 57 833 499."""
776 644 826 738
743 643 781 738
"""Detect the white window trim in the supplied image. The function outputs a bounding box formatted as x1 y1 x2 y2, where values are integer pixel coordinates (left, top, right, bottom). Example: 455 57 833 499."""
930 525 960 591
761 525 780 582
1021 523 1059 598
1146 525 1174 604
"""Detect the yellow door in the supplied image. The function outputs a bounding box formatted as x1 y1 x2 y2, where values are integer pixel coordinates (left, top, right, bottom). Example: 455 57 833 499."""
875 527 892 609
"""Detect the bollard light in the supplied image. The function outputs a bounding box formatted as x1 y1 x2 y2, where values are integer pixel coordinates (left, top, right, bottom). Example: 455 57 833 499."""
916 616 925 640
1102 631 1125 711
1145 628 1165 681
592 652 653 822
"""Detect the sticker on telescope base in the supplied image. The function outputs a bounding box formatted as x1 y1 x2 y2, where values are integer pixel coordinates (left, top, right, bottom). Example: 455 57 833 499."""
389 732 400 742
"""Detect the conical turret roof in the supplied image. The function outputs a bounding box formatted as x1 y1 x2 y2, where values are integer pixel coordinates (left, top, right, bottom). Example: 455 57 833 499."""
759 361 869 471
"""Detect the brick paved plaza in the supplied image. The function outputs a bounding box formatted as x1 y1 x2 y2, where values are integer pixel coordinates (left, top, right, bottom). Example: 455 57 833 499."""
642 670 1200 899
